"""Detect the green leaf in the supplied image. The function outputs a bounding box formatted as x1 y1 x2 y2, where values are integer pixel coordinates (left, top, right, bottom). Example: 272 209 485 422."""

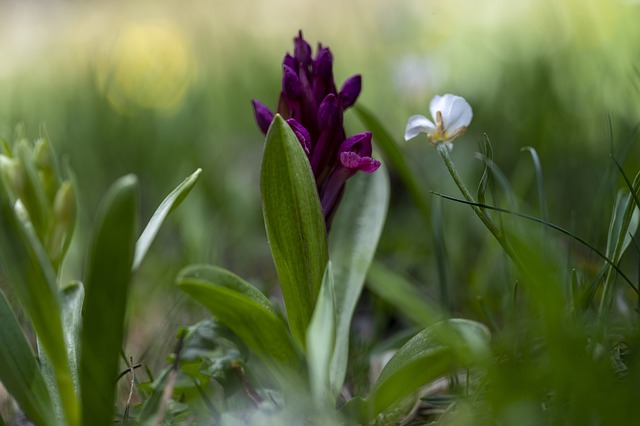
39 282 84 425
0 289 55 425
60 282 84 392
80 175 138 426
0 173 78 425
366 261 443 327
260 114 328 347
354 104 431 222
327 165 389 398
133 168 202 271
366 319 490 419
306 262 336 406
599 181 640 314
177 264 304 384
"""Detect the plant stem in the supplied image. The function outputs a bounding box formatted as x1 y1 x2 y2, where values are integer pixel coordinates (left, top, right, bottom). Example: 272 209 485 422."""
436 143 525 273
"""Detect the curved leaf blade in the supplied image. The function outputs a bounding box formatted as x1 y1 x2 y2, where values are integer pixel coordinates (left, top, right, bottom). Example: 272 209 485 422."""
328 164 389 398
260 114 328 347
80 175 138 426
0 290 55 425
367 319 490 419
177 264 304 384
306 262 336 405
0 177 78 425
133 168 202 271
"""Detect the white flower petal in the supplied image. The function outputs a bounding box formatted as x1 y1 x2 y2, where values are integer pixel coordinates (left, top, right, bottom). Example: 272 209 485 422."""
444 96 472 132
429 94 450 122
404 115 436 141
428 94 472 133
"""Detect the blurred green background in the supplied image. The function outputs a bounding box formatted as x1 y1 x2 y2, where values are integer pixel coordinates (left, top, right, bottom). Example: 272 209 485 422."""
1 0 640 367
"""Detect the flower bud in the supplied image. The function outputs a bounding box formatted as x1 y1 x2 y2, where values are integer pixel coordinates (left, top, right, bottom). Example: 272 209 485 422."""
339 75 361 110
34 138 54 173
282 65 302 99
14 199 30 224
251 100 275 134
48 180 76 265
53 180 75 225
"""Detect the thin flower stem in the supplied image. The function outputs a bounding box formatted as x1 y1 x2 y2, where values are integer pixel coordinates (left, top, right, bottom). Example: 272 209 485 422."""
436 143 525 273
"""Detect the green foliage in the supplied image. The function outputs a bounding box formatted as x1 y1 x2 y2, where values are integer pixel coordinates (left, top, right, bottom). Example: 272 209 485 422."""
79 175 138 426
177 265 304 383
260 114 329 347
366 319 490 420
0 290 55 425
328 164 389 399
133 168 202 271
306 262 336 406
0 133 201 425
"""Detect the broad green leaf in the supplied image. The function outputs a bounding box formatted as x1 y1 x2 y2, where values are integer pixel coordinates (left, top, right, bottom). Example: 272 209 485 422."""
80 175 138 426
0 289 55 425
177 264 304 384
306 262 336 405
327 165 389 398
354 104 430 222
133 168 202 271
366 319 490 419
260 114 328 347
366 261 443 327
0 177 78 425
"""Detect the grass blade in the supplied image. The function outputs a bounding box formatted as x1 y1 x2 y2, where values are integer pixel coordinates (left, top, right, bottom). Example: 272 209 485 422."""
260 114 328 347
366 261 443 327
80 175 138 426
354 104 431 222
432 191 639 295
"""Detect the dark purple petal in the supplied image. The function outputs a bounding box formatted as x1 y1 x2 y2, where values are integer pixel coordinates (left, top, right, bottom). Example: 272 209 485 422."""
294 31 312 64
339 152 381 173
313 47 336 102
286 118 311 155
338 132 380 173
317 94 339 129
314 47 333 81
339 132 373 157
251 100 274 134
283 53 296 71
282 65 302 99
339 75 361 109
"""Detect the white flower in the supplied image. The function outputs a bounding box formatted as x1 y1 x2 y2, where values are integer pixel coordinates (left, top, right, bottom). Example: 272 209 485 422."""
404 94 473 149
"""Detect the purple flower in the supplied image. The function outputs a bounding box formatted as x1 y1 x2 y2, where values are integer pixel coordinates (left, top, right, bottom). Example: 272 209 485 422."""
251 30 380 227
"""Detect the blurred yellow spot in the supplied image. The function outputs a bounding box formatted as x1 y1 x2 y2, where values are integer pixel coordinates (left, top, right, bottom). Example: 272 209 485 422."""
96 21 195 114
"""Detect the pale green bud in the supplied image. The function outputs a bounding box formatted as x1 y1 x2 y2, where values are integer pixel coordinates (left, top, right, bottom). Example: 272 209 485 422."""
48 180 76 265
53 180 75 225
14 199 30 223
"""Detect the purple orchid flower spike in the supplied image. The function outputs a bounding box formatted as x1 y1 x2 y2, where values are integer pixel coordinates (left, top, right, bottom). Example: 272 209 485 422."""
251 30 380 229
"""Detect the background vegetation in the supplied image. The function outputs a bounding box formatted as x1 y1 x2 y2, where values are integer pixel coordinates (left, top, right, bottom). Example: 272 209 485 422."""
2 0 640 423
